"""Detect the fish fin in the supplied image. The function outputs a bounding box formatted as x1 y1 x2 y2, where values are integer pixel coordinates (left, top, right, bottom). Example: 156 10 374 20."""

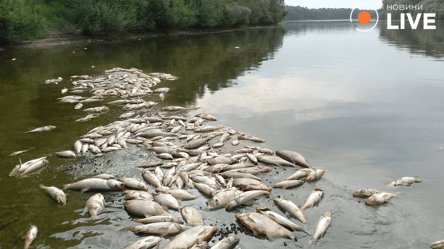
245 217 256 223
80 188 89 193
81 207 88 216
414 177 422 183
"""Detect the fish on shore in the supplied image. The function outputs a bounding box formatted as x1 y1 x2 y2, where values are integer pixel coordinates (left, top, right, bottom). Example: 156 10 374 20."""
83 193 105 217
180 206 204 226
40 185 67 205
24 225 38 249
123 236 165 249
210 234 240 249
122 222 188 235
237 134 265 143
226 190 270 210
235 212 294 240
365 192 395 205
392 176 422 186
430 240 444 249
276 150 311 168
273 179 304 189
163 225 217 249
310 212 331 244
273 198 307 224
124 200 170 217
353 189 380 197
256 207 309 234
134 216 183 224
25 125 56 133
118 178 148 191
257 155 296 167
300 188 324 211
54 150 76 158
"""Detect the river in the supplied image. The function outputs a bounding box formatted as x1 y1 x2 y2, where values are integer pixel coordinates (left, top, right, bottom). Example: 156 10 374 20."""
0 21 443 248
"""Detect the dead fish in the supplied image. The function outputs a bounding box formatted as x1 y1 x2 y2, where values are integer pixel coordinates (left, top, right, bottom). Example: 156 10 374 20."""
226 190 270 210
124 200 170 217
54 150 76 158
158 188 197 200
285 168 313 180
194 125 225 133
84 193 105 217
84 106 109 113
365 192 395 205
142 169 162 188
231 140 239 146
74 140 82 154
154 193 181 210
206 188 240 210
139 161 163 168
430 240 444 249
61 88 68 94
134 216 183 224
153 87 170 93
91 173 115 180
273 198 307 224
64 178 125 192
206 156 237 165
246 153 258 164
76 114 98 122
213 133 230 148
237 134 265 143
273 179 304 189
257 155 296 167
124 190 153 201
122 222 188 235
195 113 218 121
74 103 83 109
164 225 217 249
191 242 208 249
194 182 217 197
184 137 211 149
300 188 324 211
210 234 240 249
224 166 272 175
123 236 165 249
256 207 309 234
118 178 148 191
393 176 422 186
306 168 326 182
310 212 331 244
180 206 204 226
88 144 102 154
220 172 262 181
235 212 294 240
25 125 56 133
159 93 164 102
162 167 176 186
276 150 311 168
9 149 32 157
353 189 381 197
9 157 49 177
233 178 272 192
24 225 38 249
40 185 67 205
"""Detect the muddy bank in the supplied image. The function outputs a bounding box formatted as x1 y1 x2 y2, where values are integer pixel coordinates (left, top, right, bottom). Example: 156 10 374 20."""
1 25 281 50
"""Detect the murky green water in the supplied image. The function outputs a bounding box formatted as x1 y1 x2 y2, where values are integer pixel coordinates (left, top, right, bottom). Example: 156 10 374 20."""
0 21 443 248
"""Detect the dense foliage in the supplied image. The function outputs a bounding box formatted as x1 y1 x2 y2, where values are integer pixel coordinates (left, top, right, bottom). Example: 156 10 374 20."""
381 0 444 20
0 0 286 43
284 6 379 21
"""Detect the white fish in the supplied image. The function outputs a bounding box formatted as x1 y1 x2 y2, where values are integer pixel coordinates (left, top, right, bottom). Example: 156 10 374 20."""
25 125 56 133
123 236 165 249
24 225 38 249
40 185 67 205
365 192 395 205
84 193 105 217
300 188 324 210
75 103 83 109
210 234 240 249
61 88 68 94
310 212 331 244
393 176 422 186
430 240 444 249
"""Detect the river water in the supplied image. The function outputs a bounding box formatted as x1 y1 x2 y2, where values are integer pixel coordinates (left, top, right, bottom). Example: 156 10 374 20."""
0 21 443 248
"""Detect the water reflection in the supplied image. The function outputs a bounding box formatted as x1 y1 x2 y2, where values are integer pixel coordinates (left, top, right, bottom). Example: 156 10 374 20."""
379 21 444 59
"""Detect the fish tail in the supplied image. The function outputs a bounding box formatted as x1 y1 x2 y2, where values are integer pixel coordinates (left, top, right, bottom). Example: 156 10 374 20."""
414 177 422 183
120 226 134 231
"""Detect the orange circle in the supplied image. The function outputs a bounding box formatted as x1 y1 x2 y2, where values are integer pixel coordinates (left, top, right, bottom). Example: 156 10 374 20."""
358 11 371 24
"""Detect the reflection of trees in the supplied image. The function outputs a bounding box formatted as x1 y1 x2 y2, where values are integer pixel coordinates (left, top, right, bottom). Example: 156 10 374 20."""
379 21 444 58
284 6 378 21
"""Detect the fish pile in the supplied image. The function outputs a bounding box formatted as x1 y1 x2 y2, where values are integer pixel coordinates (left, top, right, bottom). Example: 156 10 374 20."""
9 68 436 249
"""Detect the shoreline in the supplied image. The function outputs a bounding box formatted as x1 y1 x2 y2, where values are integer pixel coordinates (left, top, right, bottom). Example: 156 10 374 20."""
1 25 281 50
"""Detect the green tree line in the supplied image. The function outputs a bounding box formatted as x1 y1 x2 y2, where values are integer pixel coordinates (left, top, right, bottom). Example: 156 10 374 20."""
0 0 286 43
284 6 379 21
380 0 444 20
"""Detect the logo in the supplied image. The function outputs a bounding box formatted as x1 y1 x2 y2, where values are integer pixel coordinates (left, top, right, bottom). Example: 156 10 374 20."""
350 4 379 32
386 5 436 30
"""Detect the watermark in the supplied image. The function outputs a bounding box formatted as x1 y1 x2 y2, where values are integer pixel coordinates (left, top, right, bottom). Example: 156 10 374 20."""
350 4 379 32
386 5 436 30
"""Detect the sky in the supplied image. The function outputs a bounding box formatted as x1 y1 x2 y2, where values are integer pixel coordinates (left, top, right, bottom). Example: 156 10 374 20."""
285 0 383 9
